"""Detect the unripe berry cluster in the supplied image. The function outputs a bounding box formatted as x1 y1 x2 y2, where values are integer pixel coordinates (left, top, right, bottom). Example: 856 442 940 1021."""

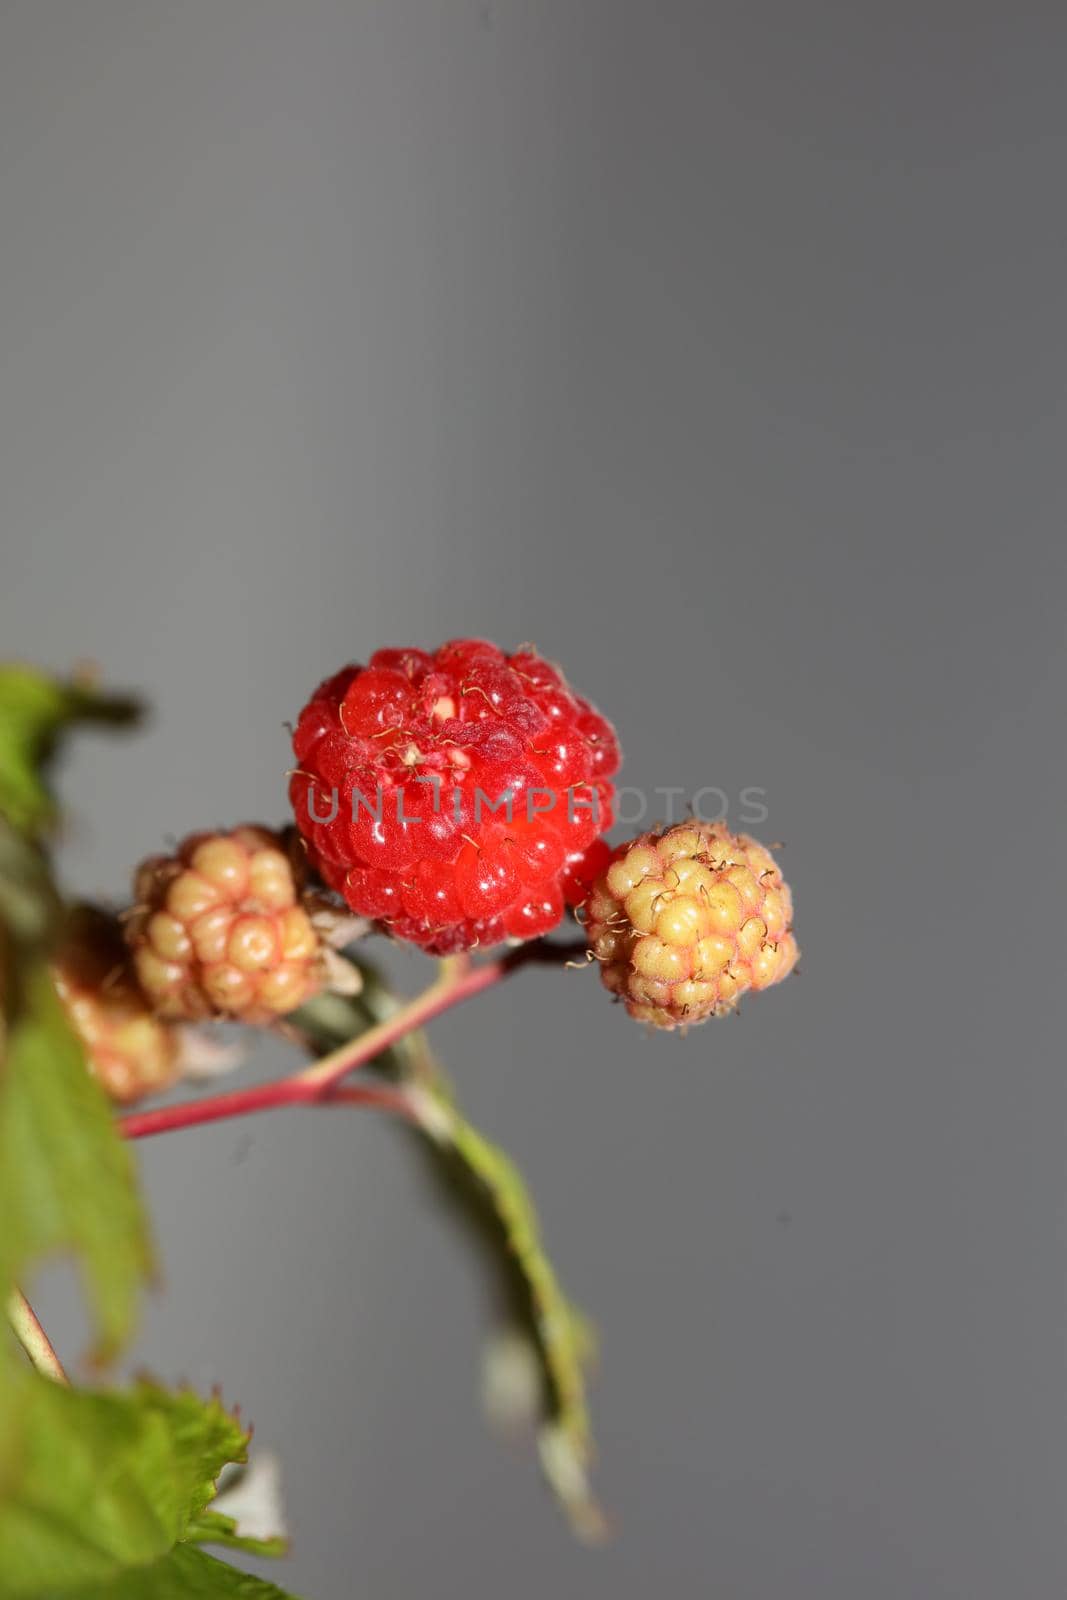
583 821 798 1029
124 825 327 1024
289 640 620 953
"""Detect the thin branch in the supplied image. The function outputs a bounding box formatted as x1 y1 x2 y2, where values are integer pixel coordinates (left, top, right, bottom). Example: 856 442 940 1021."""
294 952 501 1092
120 1077 320 1140
6 1289 69 1383
120 938 587 1143
330 1084 417 1117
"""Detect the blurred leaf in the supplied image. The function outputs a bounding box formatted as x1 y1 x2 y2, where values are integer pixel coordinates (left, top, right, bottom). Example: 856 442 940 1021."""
0 664 141 839
63 1545 304 1599
185 1511 288 1560
0 818 60 1025
0 666 299 1595
131 1383 253 1535
0 1377 266 1595
0 968 153 1364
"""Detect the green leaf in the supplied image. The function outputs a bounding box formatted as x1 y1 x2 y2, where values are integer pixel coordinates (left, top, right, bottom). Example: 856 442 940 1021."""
0 664 140 839
63 1544 304 1599
0 1377 264 1595
0 968 153 1363
129 1384 251 1537
0 817 60 1024
0 666 150 1381
184 1511 288 1560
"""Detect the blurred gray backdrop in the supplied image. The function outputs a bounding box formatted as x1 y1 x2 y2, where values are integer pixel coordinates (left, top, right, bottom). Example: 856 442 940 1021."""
3 3 1066 1597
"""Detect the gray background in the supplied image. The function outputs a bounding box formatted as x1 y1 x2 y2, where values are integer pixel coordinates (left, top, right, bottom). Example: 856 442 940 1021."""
3 3 1066 1596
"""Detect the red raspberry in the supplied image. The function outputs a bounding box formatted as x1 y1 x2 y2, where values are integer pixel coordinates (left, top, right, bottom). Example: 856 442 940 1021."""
584 821 798 1029
125 825 330 1024
52 904 181 1103
289 641 621 953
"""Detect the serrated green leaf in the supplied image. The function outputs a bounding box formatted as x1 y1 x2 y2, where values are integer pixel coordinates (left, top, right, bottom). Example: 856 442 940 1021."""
62 1544 304 1599
0 1377 257 1596
0 664 140 839
129 1384 251 1538
185 1511 288 1560
0 967 153 1363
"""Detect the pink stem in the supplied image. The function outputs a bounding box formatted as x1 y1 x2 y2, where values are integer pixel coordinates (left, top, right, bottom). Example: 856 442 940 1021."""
120 940 584 1142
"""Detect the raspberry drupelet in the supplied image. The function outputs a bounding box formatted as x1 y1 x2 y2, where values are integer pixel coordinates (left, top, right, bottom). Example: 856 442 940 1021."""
52 903 181 1103
289 641 621 954
583 821 798 1029
125 825 330 1024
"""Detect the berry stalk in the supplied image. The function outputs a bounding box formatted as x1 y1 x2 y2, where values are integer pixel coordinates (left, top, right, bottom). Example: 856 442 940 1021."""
120 938 586 1141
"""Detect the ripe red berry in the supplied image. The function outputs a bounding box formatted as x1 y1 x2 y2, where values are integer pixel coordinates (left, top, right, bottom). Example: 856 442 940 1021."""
583 822 798 1029
52 904 181 1103
125 825 331 1023
289 642 621 953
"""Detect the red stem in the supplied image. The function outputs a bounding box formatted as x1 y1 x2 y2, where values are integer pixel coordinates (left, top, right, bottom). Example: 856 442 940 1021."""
120 939 585 1142
121 1078 311 1140
120 1081 414 1140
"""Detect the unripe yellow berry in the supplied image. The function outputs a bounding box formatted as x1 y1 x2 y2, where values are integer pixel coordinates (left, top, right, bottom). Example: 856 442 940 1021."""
585 821 798 1030
125 825 330 1024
